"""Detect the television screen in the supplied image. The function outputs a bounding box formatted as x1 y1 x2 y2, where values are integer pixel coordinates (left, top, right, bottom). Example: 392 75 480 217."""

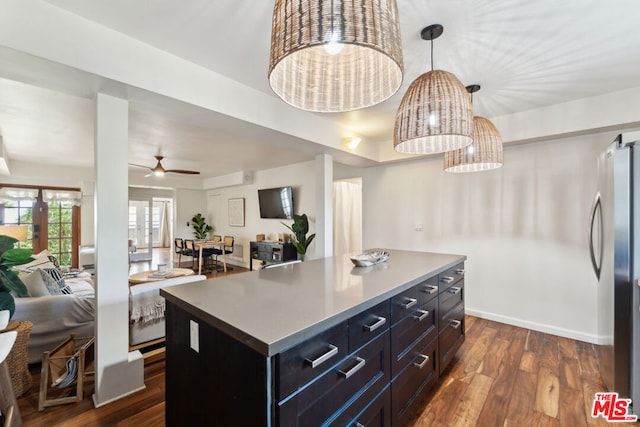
258 186 294 219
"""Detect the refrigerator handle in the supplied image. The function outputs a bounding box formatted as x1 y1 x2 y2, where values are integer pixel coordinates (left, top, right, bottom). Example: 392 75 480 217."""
588 192 603 280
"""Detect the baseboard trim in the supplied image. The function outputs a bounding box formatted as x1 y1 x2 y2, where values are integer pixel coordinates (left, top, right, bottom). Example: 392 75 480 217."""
465 308 601 344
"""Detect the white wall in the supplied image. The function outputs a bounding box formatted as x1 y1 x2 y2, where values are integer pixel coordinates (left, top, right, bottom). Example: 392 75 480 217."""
337 131 617 343
175 188 207 241
205 160 317 268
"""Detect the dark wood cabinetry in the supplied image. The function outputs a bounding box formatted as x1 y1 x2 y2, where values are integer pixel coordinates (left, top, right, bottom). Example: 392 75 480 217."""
250 241 297 270
163 254 465 426
437 262 465 375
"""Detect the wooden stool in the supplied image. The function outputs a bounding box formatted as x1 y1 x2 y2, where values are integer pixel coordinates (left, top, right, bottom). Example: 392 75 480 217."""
3 321 32 398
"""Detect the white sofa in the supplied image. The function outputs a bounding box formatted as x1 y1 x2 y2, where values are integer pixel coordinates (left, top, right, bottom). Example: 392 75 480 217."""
13 272 207 363
12 277 95 364
129 274 206 347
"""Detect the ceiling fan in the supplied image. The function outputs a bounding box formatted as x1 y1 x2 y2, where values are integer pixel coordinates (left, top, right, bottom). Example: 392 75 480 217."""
129 155 200 177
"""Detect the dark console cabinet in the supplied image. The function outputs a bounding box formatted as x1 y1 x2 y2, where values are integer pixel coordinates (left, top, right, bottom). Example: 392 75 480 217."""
250 241 297 270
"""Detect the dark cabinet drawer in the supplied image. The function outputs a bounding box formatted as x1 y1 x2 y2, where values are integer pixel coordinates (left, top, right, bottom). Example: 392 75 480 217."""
276 321 349 401
417 275 439 305
391 285 421 324
439 280 464 324
391 298 437 377
439 303 465 374
326 384 391 427
348 387 391 427
277 331 390 427
439 262 465 292
392 334 438 426
349 300 390 352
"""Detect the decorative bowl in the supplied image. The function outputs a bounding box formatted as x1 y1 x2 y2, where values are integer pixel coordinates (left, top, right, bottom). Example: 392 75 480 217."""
350 250 390 267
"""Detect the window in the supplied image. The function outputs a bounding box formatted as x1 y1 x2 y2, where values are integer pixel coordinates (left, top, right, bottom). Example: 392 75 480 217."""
0 199 34 249
0 185 81 267
47 200 75 265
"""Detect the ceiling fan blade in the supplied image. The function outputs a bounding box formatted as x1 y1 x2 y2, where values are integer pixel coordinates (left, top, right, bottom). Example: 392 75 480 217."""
129 163 152 169
165 169 201 175
144 172 153 178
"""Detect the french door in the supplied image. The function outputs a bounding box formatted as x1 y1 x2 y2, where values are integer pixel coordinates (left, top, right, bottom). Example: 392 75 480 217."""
128 199 154 261
127 198 173 262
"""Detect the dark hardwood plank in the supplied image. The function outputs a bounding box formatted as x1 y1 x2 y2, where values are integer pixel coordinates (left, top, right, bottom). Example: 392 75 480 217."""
447 373 493 427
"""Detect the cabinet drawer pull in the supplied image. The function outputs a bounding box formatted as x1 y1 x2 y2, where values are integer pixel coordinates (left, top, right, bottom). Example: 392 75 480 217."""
413 354 430 369
455 268 465 275
363 316 386 332
449 319 462 329
413 309 429 322
441 276 454 283
338 357 366 379
449 286 462 295
400 298 417 310
304 344 338 368
422 285 438 295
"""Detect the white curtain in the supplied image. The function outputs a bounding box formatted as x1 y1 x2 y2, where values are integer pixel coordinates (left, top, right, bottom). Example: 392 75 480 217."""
42 189 82 206
333 181 362 256
159 201 171 248
0 187 38 203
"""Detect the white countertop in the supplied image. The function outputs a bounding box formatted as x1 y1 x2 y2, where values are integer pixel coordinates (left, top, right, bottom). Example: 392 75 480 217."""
161 249 465 356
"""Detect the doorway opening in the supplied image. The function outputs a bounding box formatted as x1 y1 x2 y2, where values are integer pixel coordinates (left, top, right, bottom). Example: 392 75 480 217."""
333 178 363 256
128 197 173 264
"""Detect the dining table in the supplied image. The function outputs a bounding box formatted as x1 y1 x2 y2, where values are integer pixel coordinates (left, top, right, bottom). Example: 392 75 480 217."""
194 240 227 275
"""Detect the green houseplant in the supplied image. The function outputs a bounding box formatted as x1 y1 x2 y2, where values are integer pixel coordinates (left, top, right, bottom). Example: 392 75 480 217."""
281 214 315 261
0 235 32 318
188 213 213 240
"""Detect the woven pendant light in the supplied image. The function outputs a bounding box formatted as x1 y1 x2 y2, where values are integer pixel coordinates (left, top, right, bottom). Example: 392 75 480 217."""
268 0 404 113
394 24 473 154
444 85 503 172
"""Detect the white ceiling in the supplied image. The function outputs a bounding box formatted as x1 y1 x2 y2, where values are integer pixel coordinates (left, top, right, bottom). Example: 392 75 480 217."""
1 0 640 180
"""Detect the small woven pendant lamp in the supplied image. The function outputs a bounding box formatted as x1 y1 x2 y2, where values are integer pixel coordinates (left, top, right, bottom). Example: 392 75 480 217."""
268 0 404 113
444 84 504 172
394 24 473 154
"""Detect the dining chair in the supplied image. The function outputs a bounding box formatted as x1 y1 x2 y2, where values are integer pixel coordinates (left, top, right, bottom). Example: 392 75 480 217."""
183 239 197 269
174 238 185 267
211 236 234 272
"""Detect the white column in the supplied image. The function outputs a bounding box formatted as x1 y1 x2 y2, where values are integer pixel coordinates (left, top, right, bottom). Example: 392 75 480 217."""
315 154 333 259
93 93 144 407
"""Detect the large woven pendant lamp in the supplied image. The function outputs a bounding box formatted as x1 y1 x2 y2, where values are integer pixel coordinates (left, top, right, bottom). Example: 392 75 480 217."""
268 0 404 113
444 84 503 172
394 24 473 154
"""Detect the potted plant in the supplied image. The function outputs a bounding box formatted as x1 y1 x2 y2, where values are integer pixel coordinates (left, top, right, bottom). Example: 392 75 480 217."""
281 214 315 261
188 213 213 240
0 235 32 318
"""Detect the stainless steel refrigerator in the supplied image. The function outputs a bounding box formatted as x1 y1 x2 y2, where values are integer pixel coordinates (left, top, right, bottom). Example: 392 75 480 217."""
589 131 640 414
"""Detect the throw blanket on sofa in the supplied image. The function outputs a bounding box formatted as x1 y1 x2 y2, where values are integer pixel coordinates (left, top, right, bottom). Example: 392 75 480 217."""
129 275 206 323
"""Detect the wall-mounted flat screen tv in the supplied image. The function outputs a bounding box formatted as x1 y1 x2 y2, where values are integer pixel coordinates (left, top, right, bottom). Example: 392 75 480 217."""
258 186 294 219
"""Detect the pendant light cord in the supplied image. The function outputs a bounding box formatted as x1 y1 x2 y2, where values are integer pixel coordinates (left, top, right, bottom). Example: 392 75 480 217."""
430 38 434 71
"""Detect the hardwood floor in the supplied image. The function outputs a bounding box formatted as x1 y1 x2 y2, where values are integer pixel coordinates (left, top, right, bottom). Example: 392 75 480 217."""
408 316 635 427
16 316 631 426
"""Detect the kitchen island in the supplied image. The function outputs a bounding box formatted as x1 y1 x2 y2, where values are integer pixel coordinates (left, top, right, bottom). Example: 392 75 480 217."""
161 249 466 426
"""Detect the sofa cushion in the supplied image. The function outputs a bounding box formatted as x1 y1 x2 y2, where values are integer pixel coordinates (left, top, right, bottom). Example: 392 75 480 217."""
18 270 50 297
38 268 73 295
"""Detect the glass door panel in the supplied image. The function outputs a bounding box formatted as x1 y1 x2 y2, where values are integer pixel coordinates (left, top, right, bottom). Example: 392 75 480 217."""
128 199 153 261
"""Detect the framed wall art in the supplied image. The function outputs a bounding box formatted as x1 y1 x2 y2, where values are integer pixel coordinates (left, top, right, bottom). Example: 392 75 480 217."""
228 198 245 227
